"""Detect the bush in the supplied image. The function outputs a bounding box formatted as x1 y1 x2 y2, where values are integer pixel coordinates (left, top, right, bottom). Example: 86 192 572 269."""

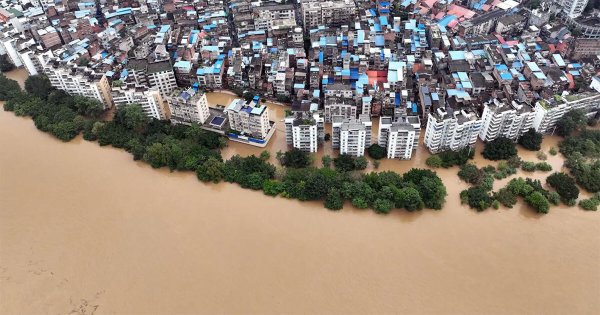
324 188 344 210
536 151 547 161
549 147 558 156
334 154 359 172
263 180 284 196
482 137 517 160
196 157 225 183
458 163 483 184
579 198 600 211
462 186 493 211
556 109 587 137
279 148 311 168
354 156 368 170
373 198 394 214
426 155 443 168
547 172 579 203
518 128 542 151
522 161 536 172
367 144 387 160
535 162 552 172
525 191 550 214
431 148 474 168
321 155 332 168
495 188 517 208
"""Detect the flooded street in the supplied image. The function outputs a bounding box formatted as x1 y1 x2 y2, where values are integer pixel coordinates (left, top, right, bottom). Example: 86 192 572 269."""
1 69 599 314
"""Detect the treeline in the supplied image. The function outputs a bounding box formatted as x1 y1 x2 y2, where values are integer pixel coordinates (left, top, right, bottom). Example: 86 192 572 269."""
560 130 600 193
197 149 447 213
2 73 448 214
457 156 564 213
1 74 104 141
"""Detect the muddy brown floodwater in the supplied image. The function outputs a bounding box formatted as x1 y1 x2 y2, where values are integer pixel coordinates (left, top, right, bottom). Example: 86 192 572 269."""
1 68 599 314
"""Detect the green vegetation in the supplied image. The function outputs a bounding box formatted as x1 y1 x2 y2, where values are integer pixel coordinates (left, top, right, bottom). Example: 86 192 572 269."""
556 109 587 137
2 73 448 214
546 172 579 203
321 155 332 168
3 75 103 142
277 148 312 168
549 147 558 155
560 130 600 192
426 147 474 168
482 137 517 160
522 161 552 172
578 193 600 211
536 151 547 160
0 74 22 101
333 154 368 172
518 128 542 151
367 144 387 160
0 54 15 72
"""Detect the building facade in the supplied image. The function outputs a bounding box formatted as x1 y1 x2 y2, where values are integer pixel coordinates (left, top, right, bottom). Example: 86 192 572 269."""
225 98 271 139
424 107 483 153
378 117 417 160
284 112 324 153
167 88 210 125
332 115 372 157
111 84 165 119
479 99 535 142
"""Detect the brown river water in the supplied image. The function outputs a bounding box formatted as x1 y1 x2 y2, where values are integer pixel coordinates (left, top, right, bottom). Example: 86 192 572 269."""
1 68 599 314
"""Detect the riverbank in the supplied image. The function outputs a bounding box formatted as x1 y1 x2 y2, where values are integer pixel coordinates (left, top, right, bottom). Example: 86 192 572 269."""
2 96 599 314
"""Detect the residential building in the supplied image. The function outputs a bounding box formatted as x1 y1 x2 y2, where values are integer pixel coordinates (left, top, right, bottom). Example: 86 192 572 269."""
557 0 589 18
225 98 271 139
533 93 600 134
284 100 324 152
324 96 357 122
300 0 357 31
111 83 166 119
332 115 372 157
167 88 210 125
43 59 113 109
479 99 535 142
378 117 417 160
424 107 483 153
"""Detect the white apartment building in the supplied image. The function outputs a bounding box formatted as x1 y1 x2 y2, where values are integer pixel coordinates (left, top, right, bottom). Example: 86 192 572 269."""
301 0 357 31
533 93 600 134
111 84 165 120
332 115 372 157
557 0 589 18
324 96 358 122
254 4 297 31
378 117 417 160
225 98 271 139
128 59 177 98
479 99 535 142
284 112 324 153
167 88 210 125
0 36 22 67
43 59 113 109
424 107 483 153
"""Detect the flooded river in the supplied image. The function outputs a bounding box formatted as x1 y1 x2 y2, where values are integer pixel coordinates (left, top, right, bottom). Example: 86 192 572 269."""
1 69 599 314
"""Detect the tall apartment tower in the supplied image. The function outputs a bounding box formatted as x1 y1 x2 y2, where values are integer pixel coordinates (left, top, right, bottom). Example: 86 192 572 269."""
225 97 271 139
479 99 535 142
557 0 589 18
332 114 372 157
167 88 210 125
378 117 417 160
533 93 600 134
111 83 166 120
284 101 324 152
43 59 113 109
424 107 483 153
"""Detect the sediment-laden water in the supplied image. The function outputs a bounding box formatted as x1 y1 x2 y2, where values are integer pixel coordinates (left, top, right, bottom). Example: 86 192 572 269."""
1 69 599 314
